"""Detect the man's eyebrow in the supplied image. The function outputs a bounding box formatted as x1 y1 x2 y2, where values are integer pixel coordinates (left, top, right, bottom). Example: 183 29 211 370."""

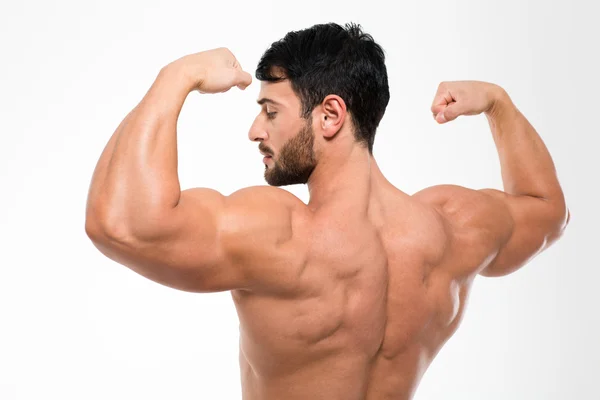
257 98 281 106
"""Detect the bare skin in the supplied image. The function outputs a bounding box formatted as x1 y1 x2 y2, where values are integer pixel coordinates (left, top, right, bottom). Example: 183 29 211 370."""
85 48 570 399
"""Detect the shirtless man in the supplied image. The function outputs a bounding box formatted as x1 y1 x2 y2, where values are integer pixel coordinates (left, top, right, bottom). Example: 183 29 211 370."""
85 23 570 399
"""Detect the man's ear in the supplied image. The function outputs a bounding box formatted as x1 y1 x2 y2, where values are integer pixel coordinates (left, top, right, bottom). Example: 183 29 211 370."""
319 95 347 139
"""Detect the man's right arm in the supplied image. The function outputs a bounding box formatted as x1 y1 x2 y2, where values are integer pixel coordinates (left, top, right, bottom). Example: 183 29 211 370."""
475 87 569 276
429 82 570 278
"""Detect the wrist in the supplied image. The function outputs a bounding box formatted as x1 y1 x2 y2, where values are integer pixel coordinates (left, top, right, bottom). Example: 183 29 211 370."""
159 58 199 94
485 85 515 120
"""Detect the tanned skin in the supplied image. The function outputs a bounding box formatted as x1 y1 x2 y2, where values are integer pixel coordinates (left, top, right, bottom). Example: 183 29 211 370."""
86 48 570 399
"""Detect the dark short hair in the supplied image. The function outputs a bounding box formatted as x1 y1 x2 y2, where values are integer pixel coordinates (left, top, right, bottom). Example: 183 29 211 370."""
256 22 390 154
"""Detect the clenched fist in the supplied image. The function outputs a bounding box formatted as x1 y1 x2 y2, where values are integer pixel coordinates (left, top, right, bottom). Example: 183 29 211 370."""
431 81 506 123
167 47 253 94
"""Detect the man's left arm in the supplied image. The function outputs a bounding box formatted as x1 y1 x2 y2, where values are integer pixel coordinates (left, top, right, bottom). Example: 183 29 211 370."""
85 49 302 293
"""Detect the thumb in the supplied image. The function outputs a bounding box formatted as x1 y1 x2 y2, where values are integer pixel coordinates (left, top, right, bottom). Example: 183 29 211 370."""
435 103 461 124
235 70 253 90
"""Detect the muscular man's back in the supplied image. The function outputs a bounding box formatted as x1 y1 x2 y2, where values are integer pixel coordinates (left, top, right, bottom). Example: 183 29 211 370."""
85 49 570 399
232 171 493 400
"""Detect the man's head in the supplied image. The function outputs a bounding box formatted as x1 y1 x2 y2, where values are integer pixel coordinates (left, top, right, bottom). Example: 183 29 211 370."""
248 22 390 186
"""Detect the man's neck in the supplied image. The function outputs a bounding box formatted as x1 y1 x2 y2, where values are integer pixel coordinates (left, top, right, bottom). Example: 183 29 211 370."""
307 145 378 211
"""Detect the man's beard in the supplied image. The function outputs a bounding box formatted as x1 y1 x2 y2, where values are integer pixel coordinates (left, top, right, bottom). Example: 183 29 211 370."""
264 120 317 187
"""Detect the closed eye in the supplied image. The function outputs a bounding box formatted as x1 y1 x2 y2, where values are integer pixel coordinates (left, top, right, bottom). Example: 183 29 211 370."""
267 111 277 120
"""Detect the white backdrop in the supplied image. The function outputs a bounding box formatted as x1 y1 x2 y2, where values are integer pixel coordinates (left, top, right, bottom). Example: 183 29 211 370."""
1 0 597 399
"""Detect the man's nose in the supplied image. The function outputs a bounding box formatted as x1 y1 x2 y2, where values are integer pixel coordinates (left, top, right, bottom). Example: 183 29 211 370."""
248 120 268 142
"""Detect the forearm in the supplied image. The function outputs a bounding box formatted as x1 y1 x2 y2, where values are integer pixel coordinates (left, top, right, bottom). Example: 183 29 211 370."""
485 89 566 208
86 63 193 236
